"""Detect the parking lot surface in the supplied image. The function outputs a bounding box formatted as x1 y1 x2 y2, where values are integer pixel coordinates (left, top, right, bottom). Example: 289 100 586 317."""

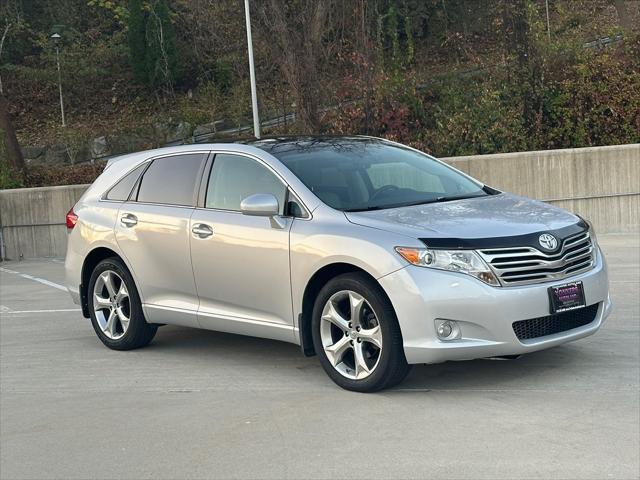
1 235 638 480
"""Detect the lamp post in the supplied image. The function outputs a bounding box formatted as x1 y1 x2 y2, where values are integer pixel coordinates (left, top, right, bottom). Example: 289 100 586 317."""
243 0 260 139
51 33 66 127
545 0 551 42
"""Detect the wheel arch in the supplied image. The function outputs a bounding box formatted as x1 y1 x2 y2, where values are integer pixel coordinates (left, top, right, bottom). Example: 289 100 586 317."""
80 247 127 318
298 262 391 357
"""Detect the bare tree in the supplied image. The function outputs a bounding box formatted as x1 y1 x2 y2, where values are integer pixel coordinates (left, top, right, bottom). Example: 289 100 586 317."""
148 1 174 97
611 0 633 32
0 22 10 95
0 1 24 170
256 0 331 133
173 0 246 71
0 0 22 96
0 93 25 170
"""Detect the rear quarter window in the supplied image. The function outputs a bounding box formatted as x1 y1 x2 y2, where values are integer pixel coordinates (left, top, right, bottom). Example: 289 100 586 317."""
136 153 206 206
105 163 147 201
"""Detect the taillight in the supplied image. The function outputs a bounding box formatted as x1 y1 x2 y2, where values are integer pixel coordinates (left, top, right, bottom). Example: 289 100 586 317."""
66 207 78 230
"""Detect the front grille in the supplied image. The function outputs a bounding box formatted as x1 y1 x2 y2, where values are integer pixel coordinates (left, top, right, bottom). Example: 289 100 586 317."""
478 231 595 286
512 303 600 341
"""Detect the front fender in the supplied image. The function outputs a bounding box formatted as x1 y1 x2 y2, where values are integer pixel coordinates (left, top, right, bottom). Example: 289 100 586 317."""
289 207 420 329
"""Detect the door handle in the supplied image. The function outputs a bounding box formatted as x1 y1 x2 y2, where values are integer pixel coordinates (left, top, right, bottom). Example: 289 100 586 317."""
120 213 138 227
192 223 214 238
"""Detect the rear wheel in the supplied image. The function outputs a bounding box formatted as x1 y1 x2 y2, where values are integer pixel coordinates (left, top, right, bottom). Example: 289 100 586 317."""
88 257 157 350
311 273 411 392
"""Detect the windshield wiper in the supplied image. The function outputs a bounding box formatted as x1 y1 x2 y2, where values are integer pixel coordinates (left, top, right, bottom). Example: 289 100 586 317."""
344 199 440 212
344 205 389 212
344 192 488 212
431 192 487 203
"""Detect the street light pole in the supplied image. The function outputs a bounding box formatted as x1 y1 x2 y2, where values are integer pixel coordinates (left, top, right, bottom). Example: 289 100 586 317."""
545 0 551 42
243 0 260 139
51 33 66 127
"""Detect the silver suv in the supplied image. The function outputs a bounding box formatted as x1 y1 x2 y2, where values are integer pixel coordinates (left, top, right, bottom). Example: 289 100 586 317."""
64 137 611 392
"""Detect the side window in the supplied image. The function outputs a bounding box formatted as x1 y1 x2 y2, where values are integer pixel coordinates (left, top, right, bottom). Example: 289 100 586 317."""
105 163 146 201
206 154 287 213
286 190 309 218
137 153 205 206
366 163 445 194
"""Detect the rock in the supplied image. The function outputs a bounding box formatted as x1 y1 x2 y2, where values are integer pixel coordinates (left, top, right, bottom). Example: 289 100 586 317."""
37 142 91 165
67 144 91 164
91 136 109 159
216 118 236 131
152 118 174 143
193 122 218 137
169 121 192 142
44 144 69 165
108 134 149 155
21 146 46 160
155 119 192 145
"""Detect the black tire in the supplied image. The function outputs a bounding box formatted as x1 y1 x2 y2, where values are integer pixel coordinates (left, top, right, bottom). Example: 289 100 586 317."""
311 272 411 392
88 257 157 350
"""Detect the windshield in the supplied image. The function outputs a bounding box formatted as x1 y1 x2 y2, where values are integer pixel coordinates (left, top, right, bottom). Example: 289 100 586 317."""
255 138 490 212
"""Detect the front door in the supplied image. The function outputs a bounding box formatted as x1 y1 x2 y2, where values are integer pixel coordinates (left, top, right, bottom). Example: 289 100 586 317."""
190 153 294 342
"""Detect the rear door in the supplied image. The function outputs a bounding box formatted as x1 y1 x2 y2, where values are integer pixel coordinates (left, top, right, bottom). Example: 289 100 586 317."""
189 152 295 341
115 152 207 327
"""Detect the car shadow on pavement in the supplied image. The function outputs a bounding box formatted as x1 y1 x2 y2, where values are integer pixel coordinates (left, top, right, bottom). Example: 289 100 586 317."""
138 324 597 392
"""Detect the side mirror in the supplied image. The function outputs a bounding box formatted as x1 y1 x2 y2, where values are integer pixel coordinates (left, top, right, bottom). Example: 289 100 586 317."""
240 193 279 217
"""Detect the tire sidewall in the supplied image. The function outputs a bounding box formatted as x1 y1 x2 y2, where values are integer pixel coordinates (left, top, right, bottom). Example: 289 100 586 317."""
88 257 146 348
311 273 404 392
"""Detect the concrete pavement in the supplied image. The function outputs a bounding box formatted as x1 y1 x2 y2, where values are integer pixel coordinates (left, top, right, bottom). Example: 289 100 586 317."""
1 235 638 479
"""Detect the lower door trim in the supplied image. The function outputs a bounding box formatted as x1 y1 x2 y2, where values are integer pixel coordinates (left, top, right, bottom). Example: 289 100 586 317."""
197 310 298 344
143 304 199 328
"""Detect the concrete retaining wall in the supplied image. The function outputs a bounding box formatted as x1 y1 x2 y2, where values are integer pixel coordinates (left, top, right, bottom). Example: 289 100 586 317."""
442 143 639 234
0 185 88 260
0 143 638 259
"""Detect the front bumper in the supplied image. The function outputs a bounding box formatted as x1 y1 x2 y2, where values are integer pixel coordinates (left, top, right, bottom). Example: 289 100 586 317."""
379 247 611 364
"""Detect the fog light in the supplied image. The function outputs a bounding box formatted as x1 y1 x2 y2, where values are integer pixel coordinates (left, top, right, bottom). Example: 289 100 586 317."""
437 321 452 338
435 319 461 341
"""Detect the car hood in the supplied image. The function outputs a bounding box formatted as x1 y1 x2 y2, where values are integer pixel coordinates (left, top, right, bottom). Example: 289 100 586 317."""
344 193 583 244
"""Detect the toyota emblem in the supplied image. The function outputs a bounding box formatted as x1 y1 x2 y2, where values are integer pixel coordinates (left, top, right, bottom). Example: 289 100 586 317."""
538 233 558 251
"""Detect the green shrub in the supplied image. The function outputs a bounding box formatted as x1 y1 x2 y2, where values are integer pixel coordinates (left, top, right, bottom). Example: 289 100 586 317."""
428 76 528 156
127 0 177 92
22 162 106 188
327 29 640 156
0 161 24 189
213 59 233 92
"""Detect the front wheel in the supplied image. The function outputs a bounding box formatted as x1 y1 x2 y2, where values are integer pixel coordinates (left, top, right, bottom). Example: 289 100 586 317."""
311 273 411 392
88 257 157 350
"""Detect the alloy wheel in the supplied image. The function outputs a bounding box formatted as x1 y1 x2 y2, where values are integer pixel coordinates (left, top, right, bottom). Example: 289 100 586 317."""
93 270 131 340
320 290 383 380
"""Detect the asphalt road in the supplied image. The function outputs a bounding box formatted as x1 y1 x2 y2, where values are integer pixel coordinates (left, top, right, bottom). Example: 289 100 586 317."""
1 235 638 480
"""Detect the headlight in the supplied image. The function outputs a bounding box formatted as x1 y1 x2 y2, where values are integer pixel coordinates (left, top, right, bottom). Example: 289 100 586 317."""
578 215 599 256
586 220 598 246
395 247 500 286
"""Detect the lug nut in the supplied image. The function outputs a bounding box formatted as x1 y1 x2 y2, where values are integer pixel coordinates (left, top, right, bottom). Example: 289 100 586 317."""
348 322 352 328
350 340 354 345
357 338 362 343
356 326 361 332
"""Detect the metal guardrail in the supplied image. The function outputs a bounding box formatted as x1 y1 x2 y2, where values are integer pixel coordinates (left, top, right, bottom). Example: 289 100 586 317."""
583 33 624 49
86 110 297 164
87 102 350 164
